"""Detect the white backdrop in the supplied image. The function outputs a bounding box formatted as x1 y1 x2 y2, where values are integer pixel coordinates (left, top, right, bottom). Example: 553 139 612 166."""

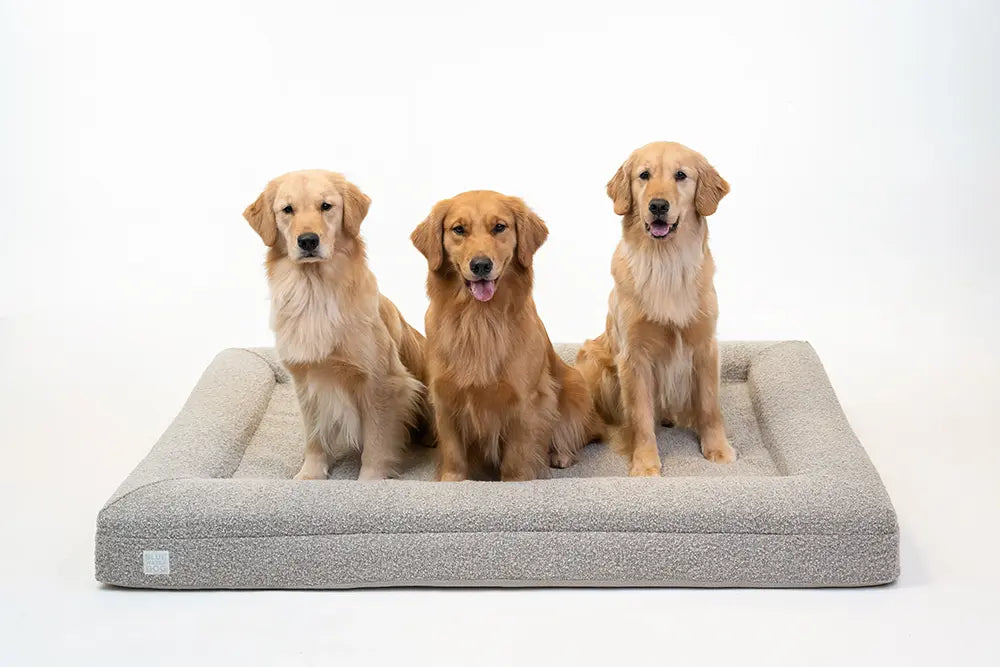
2 1 999 665
4 0 998 345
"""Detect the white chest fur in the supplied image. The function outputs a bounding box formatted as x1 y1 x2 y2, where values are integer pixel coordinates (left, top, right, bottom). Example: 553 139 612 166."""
269 266 345 365
621 238 704 328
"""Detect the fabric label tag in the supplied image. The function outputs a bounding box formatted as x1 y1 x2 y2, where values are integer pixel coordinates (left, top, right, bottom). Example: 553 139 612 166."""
142 550 170 575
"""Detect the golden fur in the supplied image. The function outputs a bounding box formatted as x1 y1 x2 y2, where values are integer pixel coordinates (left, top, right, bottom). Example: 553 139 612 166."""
576 142 736 476
244 170 430 480
411 191 602 481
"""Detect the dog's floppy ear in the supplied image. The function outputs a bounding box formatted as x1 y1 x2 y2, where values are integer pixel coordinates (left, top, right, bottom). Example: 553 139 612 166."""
411 199 450 271
694 158 730 217
508 196 549 268
340 180 371 237
606 158 634 216
243 186 277 247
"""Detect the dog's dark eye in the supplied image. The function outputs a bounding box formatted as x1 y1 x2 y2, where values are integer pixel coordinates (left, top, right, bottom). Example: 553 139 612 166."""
281 205 293 214
675 171 687 181
493 222 507 234
639 170 650 181
452 225 466 236
320 202 332 211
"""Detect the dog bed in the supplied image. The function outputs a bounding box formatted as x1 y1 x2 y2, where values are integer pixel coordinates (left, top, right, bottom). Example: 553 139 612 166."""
95 341 899 589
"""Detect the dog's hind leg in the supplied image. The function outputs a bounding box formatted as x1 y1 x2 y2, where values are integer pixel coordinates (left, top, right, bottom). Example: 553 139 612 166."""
549 363 603 469
358 372 423 480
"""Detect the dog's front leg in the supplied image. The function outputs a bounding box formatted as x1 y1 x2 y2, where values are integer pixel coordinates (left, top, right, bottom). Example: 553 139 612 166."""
692 339 735 463
618 356 660 477
291 382 331 480
294 437 330 480
500 417 547 482
433 394 468 482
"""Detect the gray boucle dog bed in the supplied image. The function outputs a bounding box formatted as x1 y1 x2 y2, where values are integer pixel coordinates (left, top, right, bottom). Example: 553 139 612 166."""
95 341 899 589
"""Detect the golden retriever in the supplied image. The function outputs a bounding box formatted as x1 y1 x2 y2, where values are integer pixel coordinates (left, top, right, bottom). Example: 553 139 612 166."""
576 142 736 476
411 191 601 481
243 170 430 480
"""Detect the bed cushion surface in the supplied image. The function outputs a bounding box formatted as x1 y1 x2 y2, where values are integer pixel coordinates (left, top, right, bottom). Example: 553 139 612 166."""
95 341 899 589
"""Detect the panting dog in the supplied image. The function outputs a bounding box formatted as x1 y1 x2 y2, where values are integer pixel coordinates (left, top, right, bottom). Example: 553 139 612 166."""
576 142 736 476
411 190 601 481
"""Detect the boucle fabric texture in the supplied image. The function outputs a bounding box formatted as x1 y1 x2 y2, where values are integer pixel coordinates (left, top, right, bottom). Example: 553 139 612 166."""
95 342 899 589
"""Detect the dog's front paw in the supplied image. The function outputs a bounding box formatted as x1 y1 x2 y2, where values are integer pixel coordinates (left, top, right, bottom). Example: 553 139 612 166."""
629 448 662 477
293 469 327 481
702 437 736 464
629 461 661 477
357 466 391 481
549 450 575 469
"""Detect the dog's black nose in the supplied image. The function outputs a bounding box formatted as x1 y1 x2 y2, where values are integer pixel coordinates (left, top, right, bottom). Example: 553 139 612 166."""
297 233 320 252
649 199 669 216
470 256 493 278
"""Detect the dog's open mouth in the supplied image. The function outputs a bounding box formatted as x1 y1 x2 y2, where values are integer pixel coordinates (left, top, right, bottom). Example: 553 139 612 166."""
466 279 497 302
646 219 679 239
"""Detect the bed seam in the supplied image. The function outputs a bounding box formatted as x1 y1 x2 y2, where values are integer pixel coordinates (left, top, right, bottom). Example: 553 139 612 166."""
240 347 285 381
101 478 198 513
98 529 899 539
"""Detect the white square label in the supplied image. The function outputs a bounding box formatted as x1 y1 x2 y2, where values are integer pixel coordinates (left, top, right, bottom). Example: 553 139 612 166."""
142 550 170 575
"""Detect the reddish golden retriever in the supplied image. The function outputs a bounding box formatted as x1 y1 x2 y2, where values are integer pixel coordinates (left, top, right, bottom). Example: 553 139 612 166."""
411 191 601 481
576 142 736 476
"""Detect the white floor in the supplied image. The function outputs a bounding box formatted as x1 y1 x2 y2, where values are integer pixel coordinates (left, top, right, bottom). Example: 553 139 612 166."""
1 306 997 667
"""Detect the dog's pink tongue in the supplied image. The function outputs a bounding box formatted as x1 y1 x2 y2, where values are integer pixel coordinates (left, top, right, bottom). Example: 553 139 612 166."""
470 280 496 302
650 221 671 238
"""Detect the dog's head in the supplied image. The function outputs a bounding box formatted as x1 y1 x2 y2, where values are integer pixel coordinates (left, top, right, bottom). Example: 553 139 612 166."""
411 190 548 303
243 170 370 263
606 142 729 242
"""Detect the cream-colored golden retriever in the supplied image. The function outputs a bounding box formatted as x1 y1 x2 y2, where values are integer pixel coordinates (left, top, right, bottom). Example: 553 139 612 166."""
576 142 736 476
411 191 602 481
243 170 430 480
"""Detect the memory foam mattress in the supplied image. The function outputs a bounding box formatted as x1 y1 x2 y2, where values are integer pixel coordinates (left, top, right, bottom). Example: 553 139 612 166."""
95 341 899 589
